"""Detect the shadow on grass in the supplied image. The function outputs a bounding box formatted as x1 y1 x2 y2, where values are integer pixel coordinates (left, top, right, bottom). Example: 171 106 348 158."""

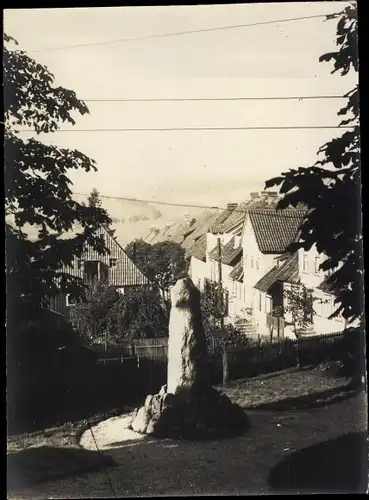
269 432 368 494
7 445 116 491
254 383 360 411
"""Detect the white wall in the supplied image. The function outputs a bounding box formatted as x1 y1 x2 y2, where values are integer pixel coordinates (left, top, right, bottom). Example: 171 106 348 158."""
189 256 208 290
296 245 346 334
252 289 273 336
283 281 345 336
242 214 279 309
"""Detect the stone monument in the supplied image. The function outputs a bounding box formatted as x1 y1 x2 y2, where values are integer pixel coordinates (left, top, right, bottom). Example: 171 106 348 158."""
129 277 249 439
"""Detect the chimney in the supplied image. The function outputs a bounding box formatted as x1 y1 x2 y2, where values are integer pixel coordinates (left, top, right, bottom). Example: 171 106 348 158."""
227 203 238 211
250 192 260 200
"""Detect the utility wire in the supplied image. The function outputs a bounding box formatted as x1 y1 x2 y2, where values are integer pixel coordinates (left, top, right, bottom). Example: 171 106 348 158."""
28 13 336 53
81 95 346 103
72 192 306 217
18 125 355 133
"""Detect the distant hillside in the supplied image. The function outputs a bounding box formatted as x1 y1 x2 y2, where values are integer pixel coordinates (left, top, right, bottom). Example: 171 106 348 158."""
72 193 201 247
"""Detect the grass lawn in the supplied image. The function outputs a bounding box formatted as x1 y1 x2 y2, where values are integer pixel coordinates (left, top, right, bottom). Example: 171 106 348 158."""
7 367 368 497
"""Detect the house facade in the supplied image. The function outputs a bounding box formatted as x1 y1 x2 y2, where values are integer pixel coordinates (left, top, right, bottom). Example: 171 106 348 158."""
63 225 149 298
186 192 349 340
293 245 346 335
42 225 149 320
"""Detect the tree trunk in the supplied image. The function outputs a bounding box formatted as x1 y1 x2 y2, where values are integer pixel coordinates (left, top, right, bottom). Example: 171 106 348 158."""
293 321 300 368
222 347 229 385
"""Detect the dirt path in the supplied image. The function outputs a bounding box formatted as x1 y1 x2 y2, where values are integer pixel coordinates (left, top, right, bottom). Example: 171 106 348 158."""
7 367 360 497
9 392 367 498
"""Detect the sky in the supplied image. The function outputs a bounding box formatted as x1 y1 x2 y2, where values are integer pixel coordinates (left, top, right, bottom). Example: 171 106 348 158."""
5 2 357 210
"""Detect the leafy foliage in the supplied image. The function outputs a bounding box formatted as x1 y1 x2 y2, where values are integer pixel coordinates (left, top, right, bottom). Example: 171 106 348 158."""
265 3 361 324
72 279 169 343
125 239 188 293
201 279 250 349
4 34 111 321
283 285 318 338
109 287 170 341
71 278 120 344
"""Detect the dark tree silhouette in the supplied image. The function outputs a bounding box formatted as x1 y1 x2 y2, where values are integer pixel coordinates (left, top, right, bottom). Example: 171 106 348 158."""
125 239 188 296
87 188 102 208
4 34 111 322
265 3 361 325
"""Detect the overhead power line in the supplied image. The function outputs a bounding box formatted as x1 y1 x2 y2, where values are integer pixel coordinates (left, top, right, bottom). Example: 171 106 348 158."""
28 13 336 53
81 95 347 103
72 192 306 217
18 125 355 133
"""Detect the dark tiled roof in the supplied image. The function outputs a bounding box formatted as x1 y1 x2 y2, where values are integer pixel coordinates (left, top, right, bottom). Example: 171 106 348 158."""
145 228 160 243
317 276 338 296
150 223 175 244
208 207 237 234
169 219 197 244
187 234 207 262
254 253 299 293
249 209 307 254
229 261 243 282
218 201 248 234
208 198 283 235
208 237 242 266
182 210 219 250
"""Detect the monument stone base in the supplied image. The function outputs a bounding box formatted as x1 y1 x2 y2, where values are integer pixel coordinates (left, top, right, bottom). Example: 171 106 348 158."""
128 384 249 440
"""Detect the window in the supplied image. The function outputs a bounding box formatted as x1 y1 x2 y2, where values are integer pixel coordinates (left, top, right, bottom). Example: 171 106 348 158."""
250 257 254 269
302 253 309 273
244 255 248 268
78 259 84 272
66 294 77 307
256 258 260 271
314 256 320 274
109 258 117 268
258 291 262 311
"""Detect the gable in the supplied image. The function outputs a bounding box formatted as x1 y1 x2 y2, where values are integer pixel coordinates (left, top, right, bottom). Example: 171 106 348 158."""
61 225 148 286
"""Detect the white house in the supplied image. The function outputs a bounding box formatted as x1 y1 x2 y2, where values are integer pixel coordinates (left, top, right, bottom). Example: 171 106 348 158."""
293 245 346 335
187 191 348 339
241 202 307 334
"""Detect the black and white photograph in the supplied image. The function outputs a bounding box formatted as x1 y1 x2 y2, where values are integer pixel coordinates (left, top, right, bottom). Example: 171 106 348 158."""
5 2 367 497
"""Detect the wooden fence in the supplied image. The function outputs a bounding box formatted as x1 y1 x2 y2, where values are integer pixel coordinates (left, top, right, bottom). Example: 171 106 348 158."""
8 330 349 433
96 331 344 361
95 332 346 385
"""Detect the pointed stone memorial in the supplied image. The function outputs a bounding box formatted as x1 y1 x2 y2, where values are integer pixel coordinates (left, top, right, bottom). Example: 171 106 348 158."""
129 277 249 440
